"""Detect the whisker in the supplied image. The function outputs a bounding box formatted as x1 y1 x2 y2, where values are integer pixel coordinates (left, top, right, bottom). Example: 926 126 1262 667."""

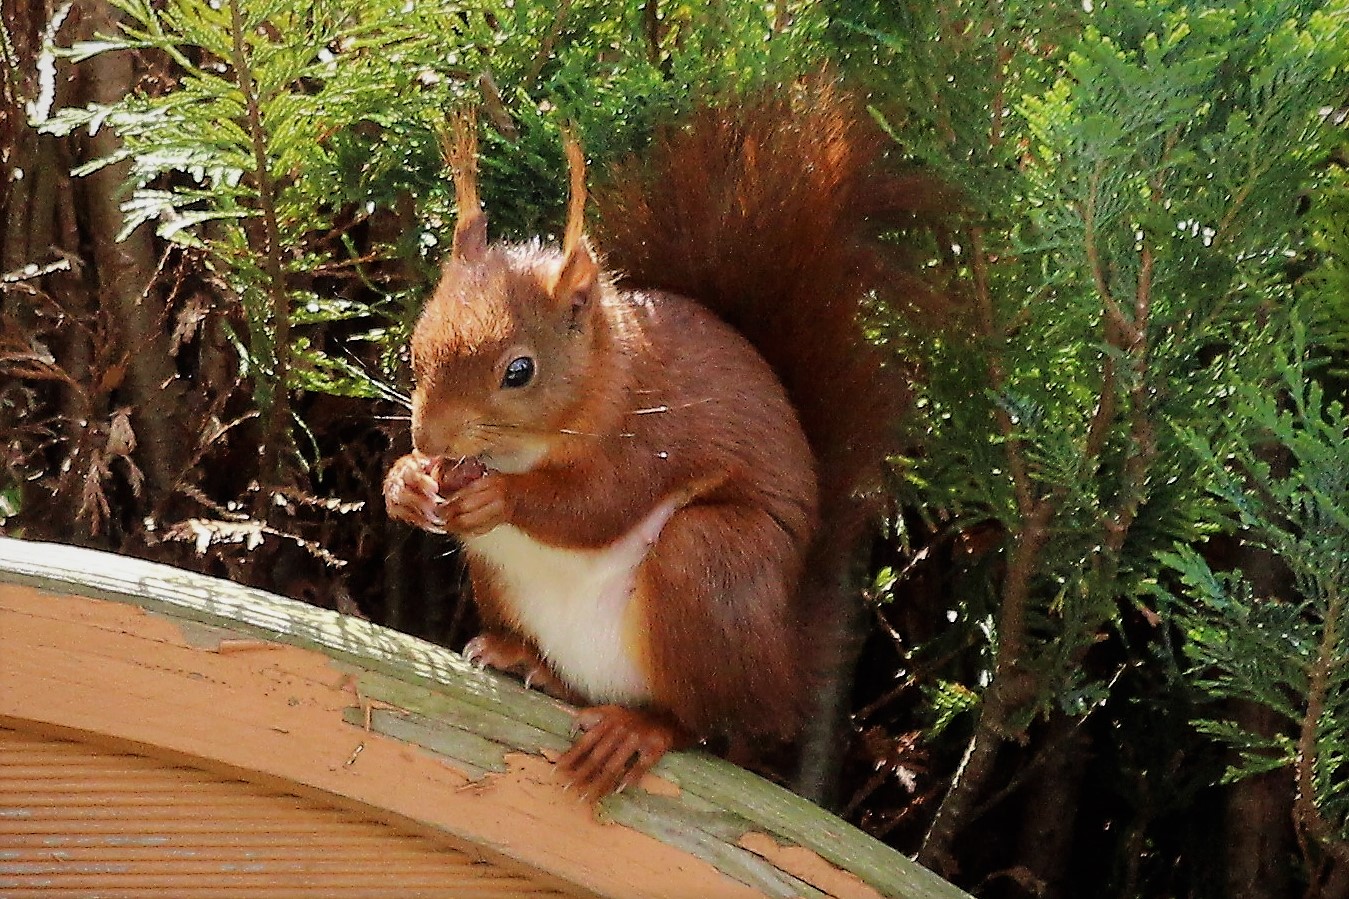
334 345 412 408
559 428 637 439
376 385 413 408
630 399 714 415
478 421 637 440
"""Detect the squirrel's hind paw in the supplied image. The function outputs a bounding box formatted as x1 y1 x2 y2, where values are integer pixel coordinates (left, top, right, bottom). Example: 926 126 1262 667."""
463 632 579 703
556 705 690 800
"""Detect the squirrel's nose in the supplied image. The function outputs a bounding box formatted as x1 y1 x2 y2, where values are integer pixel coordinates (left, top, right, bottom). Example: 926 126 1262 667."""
411 407 480 459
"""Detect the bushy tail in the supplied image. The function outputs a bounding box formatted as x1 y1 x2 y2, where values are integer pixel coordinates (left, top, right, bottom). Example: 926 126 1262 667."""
592 72 948 540
591 73 954 797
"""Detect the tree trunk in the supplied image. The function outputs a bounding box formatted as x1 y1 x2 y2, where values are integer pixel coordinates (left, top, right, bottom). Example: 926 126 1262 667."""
1223 446 1295 899
3 1 193 542
1223 701 1295 898
2 0 97 535
1016 713 1089 899
79 2 189 513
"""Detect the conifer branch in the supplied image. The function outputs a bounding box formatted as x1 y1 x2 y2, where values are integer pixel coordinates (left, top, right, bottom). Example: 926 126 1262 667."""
521 0 573 92
1083 162 1142 347
228 0 291 481
919 496 1055 871
971 227 1034 517
1295 588 1349 866
921 38 1063 865
644 0 661 60
1083 355 1118 462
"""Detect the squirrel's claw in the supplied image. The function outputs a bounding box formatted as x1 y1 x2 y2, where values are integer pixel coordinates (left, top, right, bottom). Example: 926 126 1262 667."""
462 633 579 702
442 474 510 537
383 452 446 532
556 705 687 801
385 452 500 536
462 638 487 669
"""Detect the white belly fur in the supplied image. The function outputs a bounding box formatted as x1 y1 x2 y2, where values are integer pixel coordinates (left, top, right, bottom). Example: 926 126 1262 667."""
465 500 678 705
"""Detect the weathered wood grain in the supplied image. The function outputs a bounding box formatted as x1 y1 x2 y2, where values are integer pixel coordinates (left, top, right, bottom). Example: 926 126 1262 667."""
0 536 970 899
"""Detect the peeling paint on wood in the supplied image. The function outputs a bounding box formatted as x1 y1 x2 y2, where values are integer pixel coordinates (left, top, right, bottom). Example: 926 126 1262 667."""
0 536 972 899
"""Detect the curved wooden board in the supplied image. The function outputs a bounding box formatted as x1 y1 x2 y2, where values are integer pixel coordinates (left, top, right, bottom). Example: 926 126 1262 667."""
0 536 971 899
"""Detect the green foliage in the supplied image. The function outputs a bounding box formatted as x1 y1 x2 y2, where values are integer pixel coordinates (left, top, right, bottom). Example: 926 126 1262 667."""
0 481 20 530
925 679 981 737
829 0 1349 877
1303 145 1349 367
846 0 1347 715
1164 325 1349 849
40 0 467 432
38 0 825 459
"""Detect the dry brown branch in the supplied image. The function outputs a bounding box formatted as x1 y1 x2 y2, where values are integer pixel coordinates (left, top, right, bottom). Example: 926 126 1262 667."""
476 71 517 139
162 515 348 568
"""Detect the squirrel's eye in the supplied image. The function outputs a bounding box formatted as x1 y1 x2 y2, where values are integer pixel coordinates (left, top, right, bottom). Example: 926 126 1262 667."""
501 356 535 388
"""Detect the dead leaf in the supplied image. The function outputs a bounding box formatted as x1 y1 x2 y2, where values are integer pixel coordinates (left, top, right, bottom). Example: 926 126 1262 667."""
107 408 137 456
97 360 128 393
78 454 112 536
171 292 212 357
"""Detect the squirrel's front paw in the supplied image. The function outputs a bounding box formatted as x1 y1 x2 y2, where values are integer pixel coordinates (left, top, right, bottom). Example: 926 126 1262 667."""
383 452 449 533
383 450 482 529
441 473 510 537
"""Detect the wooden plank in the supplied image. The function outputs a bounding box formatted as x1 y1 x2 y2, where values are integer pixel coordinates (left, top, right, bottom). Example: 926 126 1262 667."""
0 536 971 899
349 669 572 757
0 581 758 899
604 792 825 899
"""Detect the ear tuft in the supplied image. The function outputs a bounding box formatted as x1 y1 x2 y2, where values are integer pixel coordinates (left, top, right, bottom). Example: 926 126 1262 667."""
441 107 488 263
561 128 588 257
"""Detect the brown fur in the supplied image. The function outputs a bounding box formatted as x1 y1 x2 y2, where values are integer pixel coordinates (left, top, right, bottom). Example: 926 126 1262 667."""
589 75 952 736
592 73 945 538
400 74 945 747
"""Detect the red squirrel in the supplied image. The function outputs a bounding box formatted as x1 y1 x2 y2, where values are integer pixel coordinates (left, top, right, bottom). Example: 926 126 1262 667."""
385 75 937 798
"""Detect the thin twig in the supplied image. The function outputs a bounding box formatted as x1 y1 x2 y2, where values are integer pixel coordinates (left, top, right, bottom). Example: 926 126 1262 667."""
1294 588 1349 866
970 227 1034 517
521 0 574 92
1082 162 1142 347
919 498 1056 871
1105 238 1156 553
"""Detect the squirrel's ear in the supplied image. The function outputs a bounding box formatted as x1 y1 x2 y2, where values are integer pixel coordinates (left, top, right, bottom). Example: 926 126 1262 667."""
551 238 599 327
452 210 488 262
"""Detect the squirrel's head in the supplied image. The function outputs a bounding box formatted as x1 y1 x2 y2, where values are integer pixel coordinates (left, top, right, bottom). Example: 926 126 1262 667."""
408 114 607 473
408 216 606 473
